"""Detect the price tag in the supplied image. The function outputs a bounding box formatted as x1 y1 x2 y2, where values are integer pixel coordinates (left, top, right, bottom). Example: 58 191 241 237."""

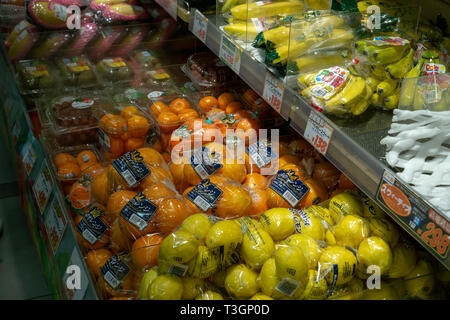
219 34 242 74
44 195 67 255
63 247 89 300
21 139 37 177
192 9 208 43
304 110 333 156
32 160 54 215
263 72 285 112
155 0 177 20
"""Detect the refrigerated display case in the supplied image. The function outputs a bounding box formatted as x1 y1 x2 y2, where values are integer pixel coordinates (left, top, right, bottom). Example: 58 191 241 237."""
0 0 449 300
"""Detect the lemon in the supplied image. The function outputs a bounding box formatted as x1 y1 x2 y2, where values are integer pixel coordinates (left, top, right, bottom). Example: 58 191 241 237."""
357 236 393 276
304 205 335 226
329 192 363 220
158 230 199 266
238 216 264 232
250 293 274 300
259 208 295 241
361 197 386 219
328 278 364 300
180 213 215 242
206 219 243 251
292 209 326 241
404 259 435 299
225 264 259 299
148 274 183 300
325 230 336 246
258 258 280 298
139 267 159 300
188 245 219 278
275 245 308 283
318 246 357 285
195 290 224 300
368 217 399 247
182 277 205 300
212 269 228 288
281 234 322 269
363 283 400 300
297 269 328 300
387 239 416 278
241 227 275 270
333 214 370 249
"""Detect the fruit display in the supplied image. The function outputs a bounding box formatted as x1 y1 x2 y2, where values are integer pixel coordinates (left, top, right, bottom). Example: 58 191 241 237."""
54 55 99 89
95 57 134 85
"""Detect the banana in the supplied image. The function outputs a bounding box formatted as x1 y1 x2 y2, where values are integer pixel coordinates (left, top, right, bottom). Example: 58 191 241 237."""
325 76 366 107
221 0 245 13
355 40 368 55
351 99 370 116
386 48 414 79
371 45 409 65
384 89 400 109
231 1 304 20
412 90 425 110
370 64 390 80
301 86 313 99
291 53 345 74
223 23 259 41
297 72 318 88
398 61 423 107
365 76 381 92
371 92 383 107
377 77 398 98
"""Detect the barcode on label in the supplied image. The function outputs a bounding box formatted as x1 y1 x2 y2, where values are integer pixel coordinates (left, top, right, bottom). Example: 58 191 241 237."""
194 165 209 179
82 229 98 245
168 264 188 277
311 86 329 98
104 271 120 289
282 190 300 207
193 196 211 212
129 214 148 231
122 170 137 186
252 153 266 169
275 278 300 297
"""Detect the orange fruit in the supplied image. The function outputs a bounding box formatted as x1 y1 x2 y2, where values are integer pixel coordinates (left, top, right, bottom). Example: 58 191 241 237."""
85 248 113 279
225 101 242 114
279 163 308 180
139 165 174 190
244 152 261 174
247 188 268 217
178 108 199 122
54 153 77 168
169 98 191 114
160 132 171 151
125 137 146 153
137 147 165 167
157 111 180 133
131 233 163 270
199 96 218 113
162 152 172 165
91 170 110 206
75 210 111 250
110 220 132 253
298 178 328 208
106 190 138 225
127 115 150 138
141 183 176 202
278 154 301 169
109 136 125 158
182 186 212 215
218 162 247 184
99 114 127 137
57 162 81 180
312 162 341 192
243 173 268 190
120 106 141 119
106 164 130 192
153 198 191 235
119 212 158 242
77 150 98 169
339 173 356 190
69 181 92 210
152 140 162 153
150 101 170 118
98 269 136 298
218 92 235 109
169 161 189 193
214 183 252 219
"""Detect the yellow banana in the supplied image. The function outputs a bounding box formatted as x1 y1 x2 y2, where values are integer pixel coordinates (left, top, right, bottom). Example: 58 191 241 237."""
231 1 304 20
398 61 423 108
325 76 366 107
377 77 398 98
365 76 381 92
351 99 370 116
223 23 259 41
371 92 383 107
371 45 409 65
386 48 414 79
384 89 400 109
291 53 345 73
221 0 245 13
297 72 318 88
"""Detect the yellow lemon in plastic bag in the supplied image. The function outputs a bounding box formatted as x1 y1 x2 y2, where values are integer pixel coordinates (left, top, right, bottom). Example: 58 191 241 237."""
139 266 159 300
368 217 399 247
329 192 363 220
148 274 183 300
195 290 224 300
180 213 215 242
361 197 386 219
334 214 370 249
318 246 357 286
404 259 435 299
357 236 393 276
158 230 199 266
325 230 336 246
292 209 326 241
182 277 205 300
242 227 275 270
205 219 243 251
250 293 274 300
225 264 259 299
275 245 308 283
259 208 295 241
188 245 219 278
281 234 322 269
297 269 329 300
304 205 335 226
387 238 416 278
328 278 364 300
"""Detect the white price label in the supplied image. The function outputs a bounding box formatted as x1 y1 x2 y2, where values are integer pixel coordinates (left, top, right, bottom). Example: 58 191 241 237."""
44 195 67 255
155 0 177 20
263 72 284 112
304 110 333 156
219 34 242 74
192 9 208 43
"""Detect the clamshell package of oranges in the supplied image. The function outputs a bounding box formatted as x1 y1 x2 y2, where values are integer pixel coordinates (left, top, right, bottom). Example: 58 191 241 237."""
35 52 448 301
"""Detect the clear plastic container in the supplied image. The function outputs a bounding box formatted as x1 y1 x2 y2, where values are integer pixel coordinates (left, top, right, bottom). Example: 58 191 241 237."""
15 58 60 94
131 49 163 70
53 55 100 89
95 57 134 85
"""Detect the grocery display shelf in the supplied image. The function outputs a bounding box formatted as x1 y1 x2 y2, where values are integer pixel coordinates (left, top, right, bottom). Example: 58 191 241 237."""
186 11 450 270
0 43 100 300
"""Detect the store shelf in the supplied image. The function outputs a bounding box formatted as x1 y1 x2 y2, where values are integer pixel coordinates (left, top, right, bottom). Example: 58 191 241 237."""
186 11 450 270
0 44 100 300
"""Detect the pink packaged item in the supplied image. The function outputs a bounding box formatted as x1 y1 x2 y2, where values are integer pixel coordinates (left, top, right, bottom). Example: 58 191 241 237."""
61 21 98 57
109 25 148 57
101 3 148 22
7 26 40 62
86 26 124 62
90 0 137 11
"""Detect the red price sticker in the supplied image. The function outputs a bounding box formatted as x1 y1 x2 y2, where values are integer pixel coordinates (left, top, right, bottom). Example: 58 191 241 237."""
219 34 242 74
304 111 333 155
263 72 284 112
424 210 450 257
192 9 208 43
